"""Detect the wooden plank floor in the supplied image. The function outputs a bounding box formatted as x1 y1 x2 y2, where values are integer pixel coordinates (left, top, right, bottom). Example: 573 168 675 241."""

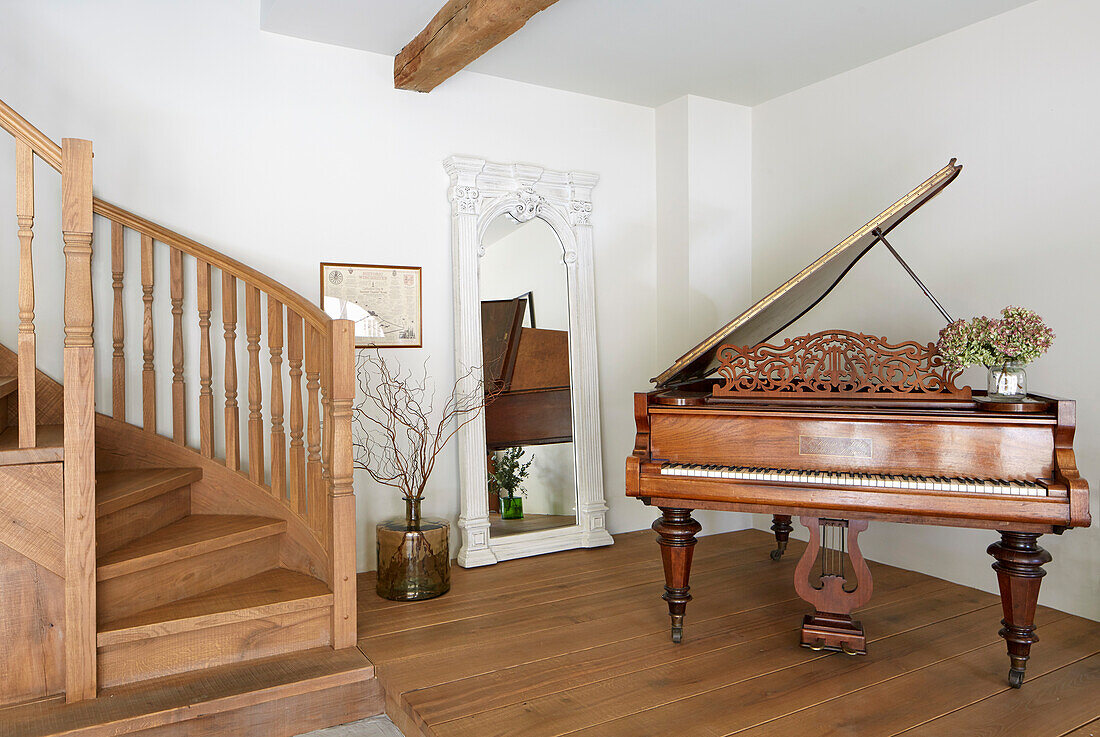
356 529 1100 737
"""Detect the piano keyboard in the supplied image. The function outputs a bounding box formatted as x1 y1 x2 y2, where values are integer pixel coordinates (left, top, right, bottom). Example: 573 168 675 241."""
658 463 1048 497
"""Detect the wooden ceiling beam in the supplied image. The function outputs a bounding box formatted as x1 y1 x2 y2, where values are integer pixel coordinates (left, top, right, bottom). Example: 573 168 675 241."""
394 0 560 93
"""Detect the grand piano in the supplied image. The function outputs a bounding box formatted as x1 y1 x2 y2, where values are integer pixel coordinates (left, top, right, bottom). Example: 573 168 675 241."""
626 159 1091 688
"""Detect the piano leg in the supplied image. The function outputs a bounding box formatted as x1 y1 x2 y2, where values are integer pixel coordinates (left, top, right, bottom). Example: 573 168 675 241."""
770 514 794 560
988 531 1052 689
653 507 701 644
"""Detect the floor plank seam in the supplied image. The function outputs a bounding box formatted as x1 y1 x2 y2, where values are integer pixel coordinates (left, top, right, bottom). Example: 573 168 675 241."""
427 600 1004 733
1059 716 1100 737
416 584 972 730
386 594 810 704
536 602 1006 737
717 611 1078 737
359 544 779 639
886 649 1100 737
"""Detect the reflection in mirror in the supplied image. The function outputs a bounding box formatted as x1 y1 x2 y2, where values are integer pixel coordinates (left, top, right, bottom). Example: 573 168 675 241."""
480 215 577 538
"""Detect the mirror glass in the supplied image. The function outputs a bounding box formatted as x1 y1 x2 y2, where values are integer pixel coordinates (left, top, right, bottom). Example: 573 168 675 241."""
479 215 577 538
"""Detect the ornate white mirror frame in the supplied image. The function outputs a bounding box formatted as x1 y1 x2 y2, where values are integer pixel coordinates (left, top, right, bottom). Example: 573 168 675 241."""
445 156 614 567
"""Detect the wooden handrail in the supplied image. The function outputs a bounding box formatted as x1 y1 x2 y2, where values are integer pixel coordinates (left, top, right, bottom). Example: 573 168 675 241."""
93 200 331 332
0 97 63 170
0 97 328 333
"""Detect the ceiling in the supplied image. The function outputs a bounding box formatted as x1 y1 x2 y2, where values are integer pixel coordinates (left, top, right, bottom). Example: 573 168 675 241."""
260 0 1037 107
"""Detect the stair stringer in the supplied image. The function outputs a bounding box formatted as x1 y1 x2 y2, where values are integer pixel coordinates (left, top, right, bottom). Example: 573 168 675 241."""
94 413 333 590
0 344 63 427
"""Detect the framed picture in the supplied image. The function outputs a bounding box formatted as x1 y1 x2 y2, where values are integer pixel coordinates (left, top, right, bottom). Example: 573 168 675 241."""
320 262 422 348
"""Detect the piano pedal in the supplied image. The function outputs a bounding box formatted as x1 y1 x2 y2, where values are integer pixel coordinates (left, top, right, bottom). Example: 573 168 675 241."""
800 614 868 655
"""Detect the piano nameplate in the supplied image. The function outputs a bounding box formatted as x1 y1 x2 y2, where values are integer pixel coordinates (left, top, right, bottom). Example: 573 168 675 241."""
799 435 873 459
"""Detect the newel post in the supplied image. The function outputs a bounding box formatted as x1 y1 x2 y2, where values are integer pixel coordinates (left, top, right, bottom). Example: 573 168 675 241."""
329 319 357 648
61 138 96 701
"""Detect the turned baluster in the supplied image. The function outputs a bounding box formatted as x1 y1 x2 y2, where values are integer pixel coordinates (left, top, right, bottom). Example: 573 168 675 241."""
170 248 185 443
269 297 286 501
287 310 306 515
197 260 214 458
246 285 264 485
15 140 36 446
320 330 335 547
141 234 156 433
111 221 125 421
223 273 240 470
305 325 324 533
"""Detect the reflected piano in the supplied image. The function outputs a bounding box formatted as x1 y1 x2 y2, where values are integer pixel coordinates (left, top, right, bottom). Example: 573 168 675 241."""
626 160 1091 688
481 296 572 451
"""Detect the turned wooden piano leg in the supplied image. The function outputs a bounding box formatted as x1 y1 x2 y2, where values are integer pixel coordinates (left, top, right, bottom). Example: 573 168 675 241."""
770 514 793 560
653 507 701 644
988 531 1052 688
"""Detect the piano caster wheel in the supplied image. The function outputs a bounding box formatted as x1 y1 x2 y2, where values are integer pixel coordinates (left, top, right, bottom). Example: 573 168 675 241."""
671 626 683 644
770 540 788 561
1008 668 1025 689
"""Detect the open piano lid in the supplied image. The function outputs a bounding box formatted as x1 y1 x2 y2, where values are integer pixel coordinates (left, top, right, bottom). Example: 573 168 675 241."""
653 159 963 388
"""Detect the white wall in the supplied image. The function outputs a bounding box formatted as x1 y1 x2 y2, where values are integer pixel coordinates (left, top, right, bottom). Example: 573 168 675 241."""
0 0 661 571
655 95 755 534
751 0 1100 619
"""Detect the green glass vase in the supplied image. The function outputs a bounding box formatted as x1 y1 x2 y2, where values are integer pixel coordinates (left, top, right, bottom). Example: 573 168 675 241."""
375 496 451 601
500 496 524 520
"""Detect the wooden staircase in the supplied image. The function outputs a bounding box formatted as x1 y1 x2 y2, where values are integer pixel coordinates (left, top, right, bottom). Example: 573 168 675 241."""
0 97 374 734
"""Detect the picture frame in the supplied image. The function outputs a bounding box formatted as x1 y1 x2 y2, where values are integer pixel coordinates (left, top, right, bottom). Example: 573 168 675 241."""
319 262 422 348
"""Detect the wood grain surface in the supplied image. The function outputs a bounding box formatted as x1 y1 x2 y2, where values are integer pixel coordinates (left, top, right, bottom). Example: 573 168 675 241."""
357 529 1100 737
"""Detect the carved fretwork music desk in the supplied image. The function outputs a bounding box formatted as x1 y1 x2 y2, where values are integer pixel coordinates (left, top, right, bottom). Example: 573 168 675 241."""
626 160 1091 689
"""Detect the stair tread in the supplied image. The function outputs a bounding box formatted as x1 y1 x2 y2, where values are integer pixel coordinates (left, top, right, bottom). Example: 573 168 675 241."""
0 646 375 737
0 374 16 398
98 568 332 644
0 423 64 465
95 467 202 517
97 515 287 581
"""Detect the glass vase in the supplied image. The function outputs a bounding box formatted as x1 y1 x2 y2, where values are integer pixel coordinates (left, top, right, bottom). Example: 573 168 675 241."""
500 496 524 520
375 496 451 601
987 362 1027 399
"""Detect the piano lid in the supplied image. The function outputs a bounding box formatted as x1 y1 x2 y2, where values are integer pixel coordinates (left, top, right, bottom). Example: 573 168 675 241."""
653 159 962 388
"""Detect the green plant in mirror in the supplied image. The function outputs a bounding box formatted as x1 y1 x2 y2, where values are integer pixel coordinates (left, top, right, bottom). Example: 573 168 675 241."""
489 446 534 521
489 446 534 500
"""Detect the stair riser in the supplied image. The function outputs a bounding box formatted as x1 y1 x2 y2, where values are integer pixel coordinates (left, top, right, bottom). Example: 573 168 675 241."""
97 486 190 556
98 605 333 689
98 536 281 623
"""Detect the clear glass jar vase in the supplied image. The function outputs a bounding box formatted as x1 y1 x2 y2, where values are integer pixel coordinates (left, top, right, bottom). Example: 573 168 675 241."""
987 362 1027 399
375 496 451 601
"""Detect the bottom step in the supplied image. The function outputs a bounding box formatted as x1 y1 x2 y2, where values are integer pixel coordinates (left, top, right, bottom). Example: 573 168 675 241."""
97 568 335 688
1 647 382 737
